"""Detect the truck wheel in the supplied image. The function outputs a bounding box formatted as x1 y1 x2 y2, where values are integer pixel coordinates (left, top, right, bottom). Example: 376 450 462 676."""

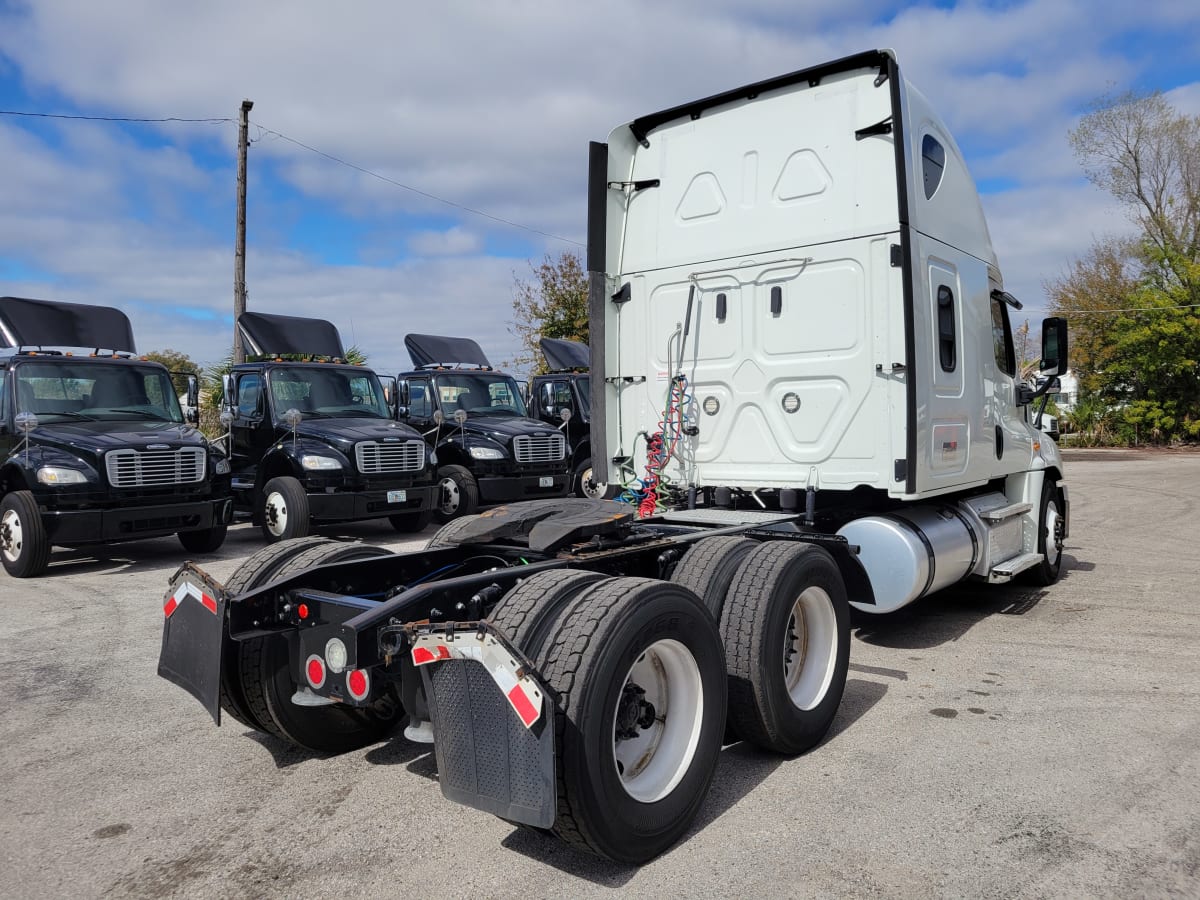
573 459 614 500
669 535 757 618
537 577 726 864
488 569 607 658
1022 477 1064 586
721 542 850 755
240 541 403 753
177 524 228 554
425 513 482 549
388 508 433 534
260 476 310 542
0 491 51 578
218 536 337 731
433 465 479 523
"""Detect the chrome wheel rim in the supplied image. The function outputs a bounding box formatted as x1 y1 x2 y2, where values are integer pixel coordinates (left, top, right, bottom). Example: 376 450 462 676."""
264 491 289 537
1 508 23 563
1044 500 1062 567
783 587 838 711
580 467 608 500
438 476 460 515
611 638 704 803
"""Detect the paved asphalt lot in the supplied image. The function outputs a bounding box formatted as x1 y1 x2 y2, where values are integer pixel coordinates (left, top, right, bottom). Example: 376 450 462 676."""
2 451 1198 899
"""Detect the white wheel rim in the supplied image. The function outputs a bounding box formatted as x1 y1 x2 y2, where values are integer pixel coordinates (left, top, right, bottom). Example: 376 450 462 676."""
264 491 289 537
1044 501 1062 567
611 638 704 803
581 467 608 500
1 508 23 562
439 477 460 515
783 587 838 711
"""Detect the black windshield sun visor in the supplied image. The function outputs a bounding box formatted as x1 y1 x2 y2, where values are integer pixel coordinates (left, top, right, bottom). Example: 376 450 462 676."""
539 337 590 373
238 311 346 359
0 296 136 352
404 334 492 369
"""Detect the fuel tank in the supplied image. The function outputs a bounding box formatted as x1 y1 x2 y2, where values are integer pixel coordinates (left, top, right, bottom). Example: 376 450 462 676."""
837 506 978 613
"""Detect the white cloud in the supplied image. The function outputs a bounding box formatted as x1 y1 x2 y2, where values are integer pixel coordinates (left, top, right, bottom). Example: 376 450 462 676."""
1 0 1199 373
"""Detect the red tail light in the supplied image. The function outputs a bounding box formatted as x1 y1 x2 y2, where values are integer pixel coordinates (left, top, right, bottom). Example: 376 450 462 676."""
346 668 370 701
305 654 326 689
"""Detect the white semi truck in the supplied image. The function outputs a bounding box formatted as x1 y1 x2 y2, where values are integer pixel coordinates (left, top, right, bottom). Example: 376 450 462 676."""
158 49 1068 864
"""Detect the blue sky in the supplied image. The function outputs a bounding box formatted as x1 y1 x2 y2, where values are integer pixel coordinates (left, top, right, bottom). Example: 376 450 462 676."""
1 0 1198 374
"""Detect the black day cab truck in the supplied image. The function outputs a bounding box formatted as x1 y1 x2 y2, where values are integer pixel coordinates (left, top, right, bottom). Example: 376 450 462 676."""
159 51 1069 863
224 312 436 542
1 296 231 577
397 333 571 522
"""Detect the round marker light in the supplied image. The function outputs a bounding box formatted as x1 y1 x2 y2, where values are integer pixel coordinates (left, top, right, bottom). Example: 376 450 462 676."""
305 654 326 689
702 396 720 416
297 603 310 620
325 638 348 674
346 669 370 701
782 392 801 414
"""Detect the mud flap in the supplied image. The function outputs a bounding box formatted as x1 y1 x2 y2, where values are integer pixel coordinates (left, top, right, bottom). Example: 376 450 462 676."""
157 563 227 725
414 632 556 828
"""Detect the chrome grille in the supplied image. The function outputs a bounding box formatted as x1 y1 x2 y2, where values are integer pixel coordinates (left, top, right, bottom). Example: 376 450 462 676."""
513 433 566 464
105 448 205 488
355 440 426 474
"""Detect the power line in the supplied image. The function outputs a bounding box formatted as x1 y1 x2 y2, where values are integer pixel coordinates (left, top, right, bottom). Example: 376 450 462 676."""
0 109 233 124
253 123 583 247
1059 303 1200 315
1 106 583 247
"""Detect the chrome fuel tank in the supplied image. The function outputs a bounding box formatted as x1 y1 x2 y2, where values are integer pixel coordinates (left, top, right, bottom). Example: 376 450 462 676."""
837 506 978 613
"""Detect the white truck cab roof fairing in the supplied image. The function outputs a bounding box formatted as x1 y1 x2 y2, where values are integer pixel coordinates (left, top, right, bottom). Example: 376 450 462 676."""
589 50 1028 500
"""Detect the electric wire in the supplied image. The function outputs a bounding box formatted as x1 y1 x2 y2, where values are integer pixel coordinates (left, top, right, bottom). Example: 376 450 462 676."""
0 110 233 124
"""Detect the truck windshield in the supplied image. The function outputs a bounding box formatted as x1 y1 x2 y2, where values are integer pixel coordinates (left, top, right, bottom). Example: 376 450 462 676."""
15 361 184 423
267 366 390 420
433 373 528 417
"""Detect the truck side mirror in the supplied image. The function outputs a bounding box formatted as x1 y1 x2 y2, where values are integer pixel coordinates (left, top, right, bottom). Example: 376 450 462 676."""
184 373 200 424
1040 317 1069 376
221 373 234 411
379 375 399 419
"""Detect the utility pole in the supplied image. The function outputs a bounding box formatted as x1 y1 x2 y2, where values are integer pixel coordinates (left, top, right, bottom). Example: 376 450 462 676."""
233 99 254 364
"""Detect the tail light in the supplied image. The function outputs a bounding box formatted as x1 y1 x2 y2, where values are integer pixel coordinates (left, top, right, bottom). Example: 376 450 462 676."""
305 654 327 690
346 669 370 702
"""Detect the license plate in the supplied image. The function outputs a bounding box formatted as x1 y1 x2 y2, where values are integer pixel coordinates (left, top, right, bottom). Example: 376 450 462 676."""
538 477 554 488
387 490 407 503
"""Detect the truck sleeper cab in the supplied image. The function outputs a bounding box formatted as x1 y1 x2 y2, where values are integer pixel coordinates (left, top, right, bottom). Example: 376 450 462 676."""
226 312 435 542
398 333 571 523
1 297 231 577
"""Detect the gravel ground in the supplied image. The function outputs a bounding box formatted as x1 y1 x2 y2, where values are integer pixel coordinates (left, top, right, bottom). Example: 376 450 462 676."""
2 453 1198 899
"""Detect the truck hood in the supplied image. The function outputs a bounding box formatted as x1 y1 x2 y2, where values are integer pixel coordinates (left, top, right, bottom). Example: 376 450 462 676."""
291 417 424 449
24 420 211 458
453 415 566 445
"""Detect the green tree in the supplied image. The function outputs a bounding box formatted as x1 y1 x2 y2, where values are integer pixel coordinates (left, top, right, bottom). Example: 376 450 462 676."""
507 250 589 373
144 349 201 395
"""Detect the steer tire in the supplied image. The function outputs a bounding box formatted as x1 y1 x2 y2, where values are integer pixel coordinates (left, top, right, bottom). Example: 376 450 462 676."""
178 524 228 554
0 490 51 578
721 541 850 755
219 536 341 731
1021 477 1064 586
260 476 311 543
425 513 483 549
433 464 479 524
388 508 434 534
239 541 403 753
536 577 726 863
669 535 758 619
487 569 608 658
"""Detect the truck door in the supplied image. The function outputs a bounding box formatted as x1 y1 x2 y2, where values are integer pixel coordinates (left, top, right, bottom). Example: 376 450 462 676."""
230 372 273 468
0 367 12 462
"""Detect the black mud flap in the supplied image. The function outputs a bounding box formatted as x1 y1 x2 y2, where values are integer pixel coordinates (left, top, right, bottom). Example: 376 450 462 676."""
422 659 556 828
157 563 228 725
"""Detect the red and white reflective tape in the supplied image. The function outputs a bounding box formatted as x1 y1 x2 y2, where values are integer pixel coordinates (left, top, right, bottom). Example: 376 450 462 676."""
409 633 544 729
164 580 218 618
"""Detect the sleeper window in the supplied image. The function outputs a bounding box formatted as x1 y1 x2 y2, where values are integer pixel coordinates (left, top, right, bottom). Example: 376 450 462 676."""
922 134 945 200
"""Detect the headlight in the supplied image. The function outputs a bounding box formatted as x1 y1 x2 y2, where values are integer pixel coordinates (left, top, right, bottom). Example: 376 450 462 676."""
301 454 343 471
214 458 231 475
469 446 506 460
37 466 89 485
